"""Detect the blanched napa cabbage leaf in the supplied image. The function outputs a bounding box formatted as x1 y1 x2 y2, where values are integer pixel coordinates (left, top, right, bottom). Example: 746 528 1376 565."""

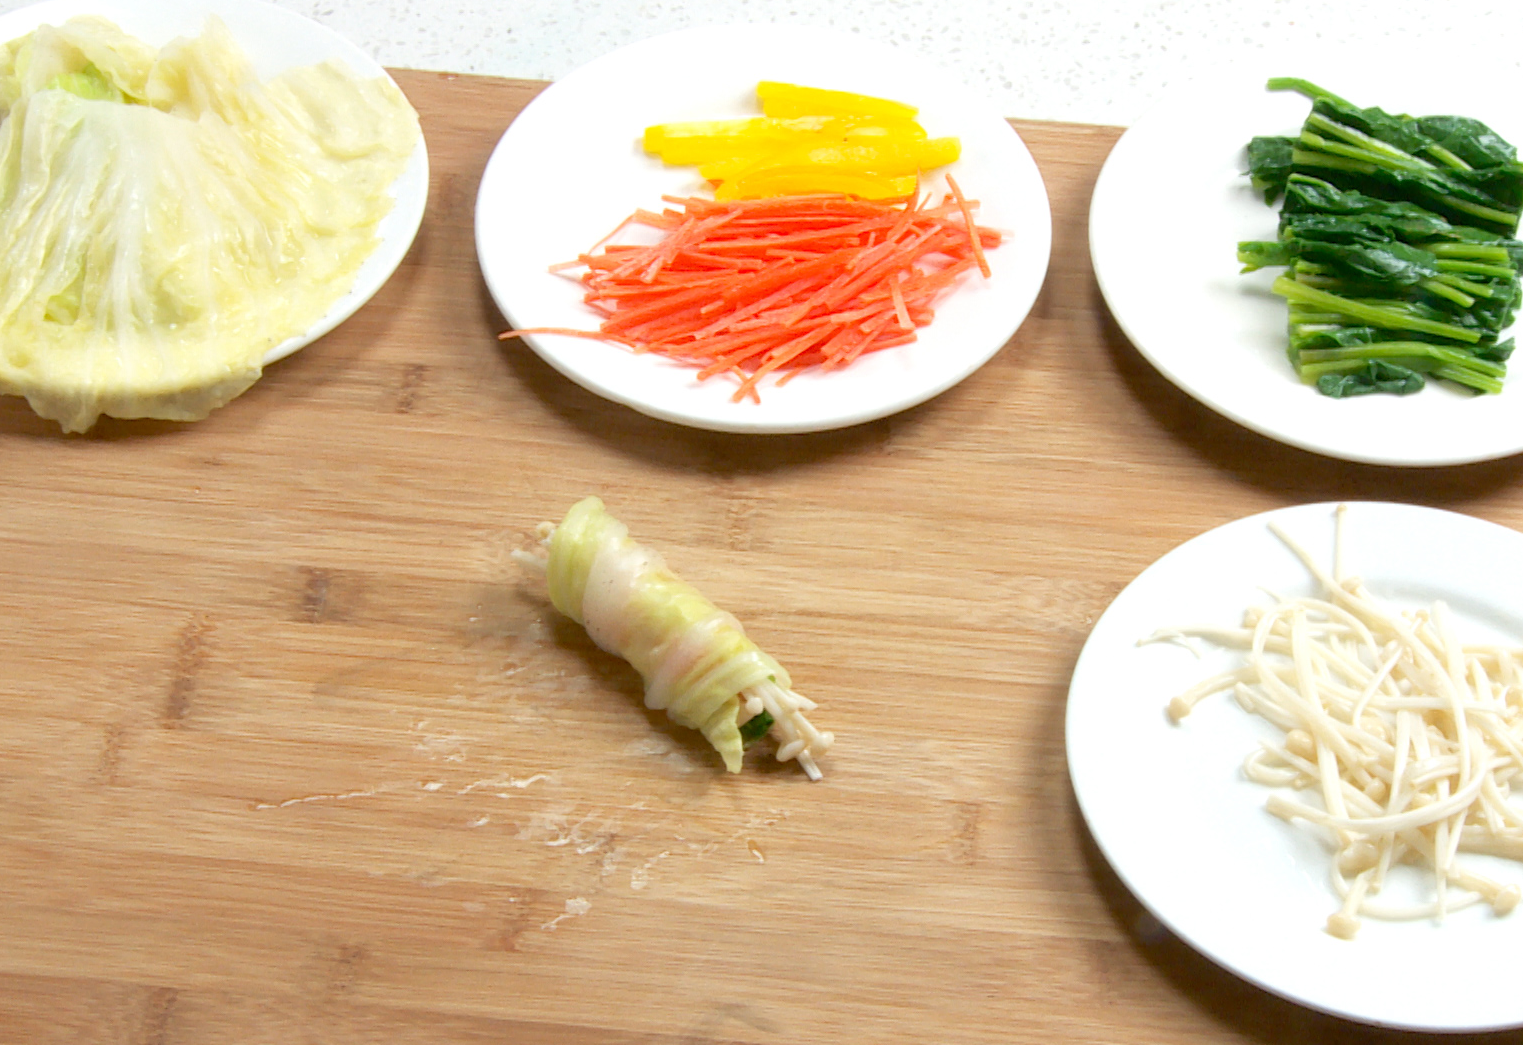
547 496 795 773
0 16 420 432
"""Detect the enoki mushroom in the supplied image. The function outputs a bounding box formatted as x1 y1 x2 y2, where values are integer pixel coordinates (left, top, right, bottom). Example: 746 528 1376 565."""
1149 504 1523 938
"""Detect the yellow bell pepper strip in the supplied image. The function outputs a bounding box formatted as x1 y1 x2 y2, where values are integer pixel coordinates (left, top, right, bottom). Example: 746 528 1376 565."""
640 83 960 201
700 138 961 183
645 116 935 172
712 170 918 201
643 116 839 165
839 117 929 143
756 80 918 120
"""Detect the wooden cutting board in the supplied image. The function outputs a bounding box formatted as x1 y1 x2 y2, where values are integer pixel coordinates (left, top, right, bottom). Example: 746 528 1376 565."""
3 70 1522 1045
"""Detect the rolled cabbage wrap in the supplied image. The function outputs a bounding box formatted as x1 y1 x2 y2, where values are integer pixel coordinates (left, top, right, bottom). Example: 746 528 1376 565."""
521 496 833 779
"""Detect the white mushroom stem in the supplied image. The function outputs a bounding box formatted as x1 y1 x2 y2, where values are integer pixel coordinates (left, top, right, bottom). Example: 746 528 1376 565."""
739 677 835 781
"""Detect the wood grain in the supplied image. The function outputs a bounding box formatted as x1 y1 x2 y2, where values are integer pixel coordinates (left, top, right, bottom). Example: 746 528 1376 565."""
2 70 1523 1044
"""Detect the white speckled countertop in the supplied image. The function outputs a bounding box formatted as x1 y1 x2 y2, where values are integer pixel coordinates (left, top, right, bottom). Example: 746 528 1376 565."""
3 0 1523 127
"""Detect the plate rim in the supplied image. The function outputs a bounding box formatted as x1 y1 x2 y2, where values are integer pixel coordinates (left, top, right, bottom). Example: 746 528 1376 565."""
474 22 1052 434
1089 69 1523 468
0 0 429 371
1066 499 1523 1031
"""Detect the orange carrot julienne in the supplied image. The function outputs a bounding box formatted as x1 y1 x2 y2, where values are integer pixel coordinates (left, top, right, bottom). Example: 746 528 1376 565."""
499 189 1002 402
944 173 990 279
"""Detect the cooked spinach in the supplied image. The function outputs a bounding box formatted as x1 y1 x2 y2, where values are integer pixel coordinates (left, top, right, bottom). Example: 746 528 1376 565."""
1316 361 1426 397
1240 79 1523 397
1248 136 1297 202
739 710 774 746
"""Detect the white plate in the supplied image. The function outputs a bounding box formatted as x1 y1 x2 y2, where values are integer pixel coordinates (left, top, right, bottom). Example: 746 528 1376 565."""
0 0 429 367
1067 501 1523 1031
475 24 1051 434
1090 67 1523 466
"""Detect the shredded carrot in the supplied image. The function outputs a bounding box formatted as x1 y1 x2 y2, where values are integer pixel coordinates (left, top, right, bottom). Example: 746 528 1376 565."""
498 189 1002 401
944 173 990 280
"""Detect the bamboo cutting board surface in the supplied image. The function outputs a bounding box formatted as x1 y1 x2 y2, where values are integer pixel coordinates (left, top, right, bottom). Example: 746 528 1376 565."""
4 70 1523 1045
